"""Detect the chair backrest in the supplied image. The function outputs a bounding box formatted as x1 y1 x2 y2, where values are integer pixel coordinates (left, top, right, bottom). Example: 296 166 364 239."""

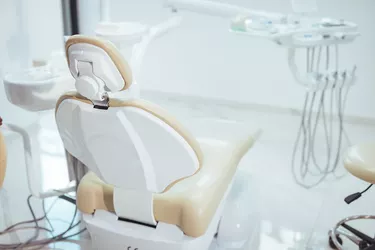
56 35 202 193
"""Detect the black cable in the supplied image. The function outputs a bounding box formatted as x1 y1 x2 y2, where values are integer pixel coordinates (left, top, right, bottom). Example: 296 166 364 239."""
59 194 76 205
0 187 84 249
361 184 373 194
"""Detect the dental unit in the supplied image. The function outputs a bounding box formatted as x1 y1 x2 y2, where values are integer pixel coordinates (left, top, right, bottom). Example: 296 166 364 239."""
166 0 359 188
0 1 362 249
1 19 260 250
53 35 259 250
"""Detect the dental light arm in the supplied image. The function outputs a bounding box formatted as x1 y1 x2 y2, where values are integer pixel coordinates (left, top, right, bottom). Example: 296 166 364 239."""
165 0 359 48
165 0 285 20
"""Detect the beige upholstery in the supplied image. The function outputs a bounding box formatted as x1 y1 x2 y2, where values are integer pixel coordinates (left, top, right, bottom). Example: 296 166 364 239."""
65 35 133 91
77 136 254 238
0 131 6 188
344 143 375 184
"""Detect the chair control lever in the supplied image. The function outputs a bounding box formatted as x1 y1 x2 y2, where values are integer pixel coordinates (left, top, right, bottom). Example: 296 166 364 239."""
344 184 373 204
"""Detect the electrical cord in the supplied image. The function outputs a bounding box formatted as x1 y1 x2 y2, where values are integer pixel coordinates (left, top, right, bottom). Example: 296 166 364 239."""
310 46 330 174
0 195 83 249
0 159 86 249
310 45 331 174
1 192 60 235
292 46 329 188
345 184 373 204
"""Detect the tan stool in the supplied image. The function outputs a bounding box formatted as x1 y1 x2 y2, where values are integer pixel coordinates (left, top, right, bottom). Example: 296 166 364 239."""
329 143 375 250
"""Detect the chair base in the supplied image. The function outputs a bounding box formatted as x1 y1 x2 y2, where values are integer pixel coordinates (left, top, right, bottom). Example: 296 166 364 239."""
84 211 216 250
329 215 375 250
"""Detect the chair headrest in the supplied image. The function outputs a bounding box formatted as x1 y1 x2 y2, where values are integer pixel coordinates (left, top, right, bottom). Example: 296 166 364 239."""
65 35 133 101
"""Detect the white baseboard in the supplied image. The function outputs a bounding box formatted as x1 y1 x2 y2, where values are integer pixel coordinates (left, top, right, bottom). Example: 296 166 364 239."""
142 90 375 127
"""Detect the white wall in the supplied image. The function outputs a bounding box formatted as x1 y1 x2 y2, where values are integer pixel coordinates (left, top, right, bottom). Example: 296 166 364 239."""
2 0 370 121
91 0 374 119
0 0 64 125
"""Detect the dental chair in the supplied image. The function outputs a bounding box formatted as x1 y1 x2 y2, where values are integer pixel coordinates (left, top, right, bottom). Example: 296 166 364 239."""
329 143 375 250
55 35 258 250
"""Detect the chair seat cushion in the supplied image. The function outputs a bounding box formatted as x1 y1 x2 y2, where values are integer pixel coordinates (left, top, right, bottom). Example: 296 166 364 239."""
77 135 254 237
344 143 375 184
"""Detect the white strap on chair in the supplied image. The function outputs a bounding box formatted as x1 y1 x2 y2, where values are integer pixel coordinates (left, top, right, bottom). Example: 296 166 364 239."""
114 187 157 226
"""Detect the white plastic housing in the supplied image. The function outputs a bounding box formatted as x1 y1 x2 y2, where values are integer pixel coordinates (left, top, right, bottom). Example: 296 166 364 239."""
67 43 125 99
84 209 215 250
288 48 357 91
114 187 157 226
232 17 358 48
81 169 252 250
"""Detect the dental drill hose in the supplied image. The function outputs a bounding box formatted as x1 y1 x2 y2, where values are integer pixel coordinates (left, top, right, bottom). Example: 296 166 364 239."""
291 44 352 189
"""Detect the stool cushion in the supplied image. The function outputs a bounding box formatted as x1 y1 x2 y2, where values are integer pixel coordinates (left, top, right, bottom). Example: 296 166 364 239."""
344 143 375 184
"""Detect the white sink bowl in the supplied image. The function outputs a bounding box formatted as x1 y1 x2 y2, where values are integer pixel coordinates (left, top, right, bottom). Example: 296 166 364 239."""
3 66 75 112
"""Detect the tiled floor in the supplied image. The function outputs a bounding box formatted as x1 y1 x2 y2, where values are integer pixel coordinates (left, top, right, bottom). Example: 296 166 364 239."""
1 97 375 250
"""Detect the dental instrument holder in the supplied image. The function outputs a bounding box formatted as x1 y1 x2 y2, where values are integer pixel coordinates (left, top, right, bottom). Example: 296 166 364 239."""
166 0 359 91
230 12 359 188
230 16 359 47
230 14 359 90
